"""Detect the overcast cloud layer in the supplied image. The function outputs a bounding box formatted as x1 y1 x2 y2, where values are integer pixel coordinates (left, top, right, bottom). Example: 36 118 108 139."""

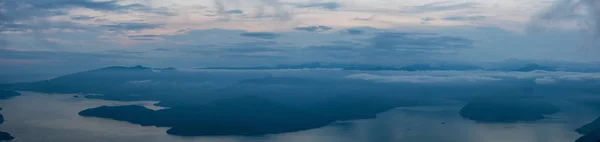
0 0 599 82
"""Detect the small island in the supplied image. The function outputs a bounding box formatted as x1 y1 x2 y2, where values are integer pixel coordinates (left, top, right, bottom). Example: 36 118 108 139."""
0 90 18 139
0 107 14 141
0 131 14 141
79 96 334 136
79 94 425 136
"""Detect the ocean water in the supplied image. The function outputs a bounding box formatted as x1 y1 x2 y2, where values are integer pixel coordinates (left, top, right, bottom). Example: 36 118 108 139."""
0 92 596 142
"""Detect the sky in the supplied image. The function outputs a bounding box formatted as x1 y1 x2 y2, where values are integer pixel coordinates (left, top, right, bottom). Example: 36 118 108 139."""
0 0 599 81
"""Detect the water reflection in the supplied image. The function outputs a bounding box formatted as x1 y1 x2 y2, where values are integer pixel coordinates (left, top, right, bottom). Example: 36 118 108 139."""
0 92 595 142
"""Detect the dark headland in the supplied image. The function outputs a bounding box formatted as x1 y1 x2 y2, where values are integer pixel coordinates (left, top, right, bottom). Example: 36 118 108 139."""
0 90 19 141
459 90 560 123
0 90 20 100
575 116 600 142
0 131 14 141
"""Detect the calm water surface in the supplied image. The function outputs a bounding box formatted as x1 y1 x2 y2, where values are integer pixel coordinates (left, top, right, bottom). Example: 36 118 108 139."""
0 92 596 142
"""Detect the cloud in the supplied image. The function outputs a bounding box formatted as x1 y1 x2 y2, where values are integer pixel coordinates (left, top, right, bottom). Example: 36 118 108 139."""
225 10 244 14
368 32 474 50
220 41 282 53
128 35 160 38
341 69 600 86
240 32 281 39
153 27 477 64
128 80 152 84
211 1 244 20
400 1 476 13
531 0 600 36
212 0 244 16
535 77 556 84
0 0 171 48
154 48 172 52
162 28 474 64
443 16 487 21
0 0 163 30
354 15 376 21
527 73 600 84
0 23 31 32
421 17 437 24
295 2 342 10
104 50 145 55
44 38 72 44
211 0 291 20
345 70 600 84
213 0 226 15
346 73 502 83
21 0 134 11
558 74 600 81
175 41 285 61
70 15 95 21
343 29 365 35
288 30 475 64
422 17 437 21
127 35 162 41
102 23 163 31
294 25 333 32
257 0 292 20
0 49 138 65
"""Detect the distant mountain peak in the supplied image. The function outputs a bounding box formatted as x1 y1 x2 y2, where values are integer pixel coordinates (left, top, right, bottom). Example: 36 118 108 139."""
132 65 149 69
98 65 176 71
162 67 176 70
101 65 150 70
